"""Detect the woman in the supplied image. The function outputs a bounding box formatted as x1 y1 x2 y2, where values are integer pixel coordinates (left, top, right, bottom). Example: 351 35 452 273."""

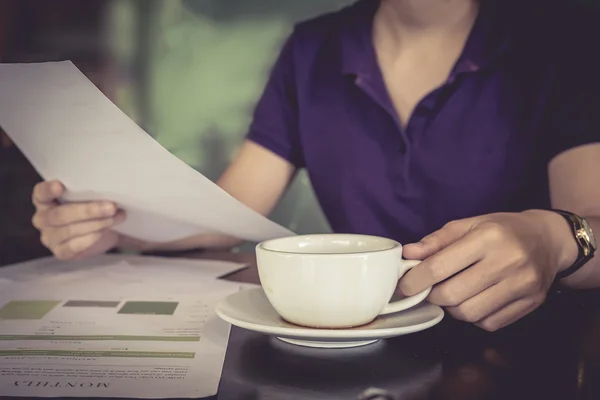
31 0 600 331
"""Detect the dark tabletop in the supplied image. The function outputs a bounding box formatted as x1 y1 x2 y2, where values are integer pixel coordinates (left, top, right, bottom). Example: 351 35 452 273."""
1 250 599 400
203 252 600 400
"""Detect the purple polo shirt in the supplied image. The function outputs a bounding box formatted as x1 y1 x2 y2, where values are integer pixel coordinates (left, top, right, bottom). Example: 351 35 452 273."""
247 0 600 244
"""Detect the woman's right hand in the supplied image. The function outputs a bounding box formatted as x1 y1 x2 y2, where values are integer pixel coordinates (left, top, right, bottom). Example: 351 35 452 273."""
31 180 126 260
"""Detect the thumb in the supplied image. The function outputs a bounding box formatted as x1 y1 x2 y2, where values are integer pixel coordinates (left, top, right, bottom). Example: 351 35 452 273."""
32 180 65 210
403 218 477 259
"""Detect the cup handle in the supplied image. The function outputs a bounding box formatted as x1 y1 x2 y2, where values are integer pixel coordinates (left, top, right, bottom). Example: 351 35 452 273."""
379 259 432 316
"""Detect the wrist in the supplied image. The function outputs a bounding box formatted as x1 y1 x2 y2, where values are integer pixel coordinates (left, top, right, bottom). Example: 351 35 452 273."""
526 209 578 272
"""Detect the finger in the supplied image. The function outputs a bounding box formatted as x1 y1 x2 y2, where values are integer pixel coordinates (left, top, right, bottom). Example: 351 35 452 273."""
427 259 502 306
43 201 117 227
399 229 485 296
51 211 126 246
32 180 64 209
403 217 478 260
53 232 104 261
475 295 545 332
445 274 542 324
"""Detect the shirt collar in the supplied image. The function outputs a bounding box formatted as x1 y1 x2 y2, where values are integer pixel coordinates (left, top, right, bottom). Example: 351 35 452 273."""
338 0 379 76
339 0 511 77
453 0 511 74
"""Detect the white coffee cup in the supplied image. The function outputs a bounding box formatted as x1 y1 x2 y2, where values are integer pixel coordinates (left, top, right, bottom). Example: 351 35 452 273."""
256 233 432 329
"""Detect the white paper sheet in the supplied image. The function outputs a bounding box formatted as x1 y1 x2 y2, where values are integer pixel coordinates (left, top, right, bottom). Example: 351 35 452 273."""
0 60 295 243
0 271 246 398
0 254 246 283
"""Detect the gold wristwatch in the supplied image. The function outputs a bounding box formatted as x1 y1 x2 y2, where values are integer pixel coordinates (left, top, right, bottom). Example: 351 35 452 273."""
552 209 597 279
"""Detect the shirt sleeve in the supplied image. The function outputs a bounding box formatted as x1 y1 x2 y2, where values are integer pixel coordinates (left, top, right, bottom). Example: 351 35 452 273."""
543 11 600 162
245 32 304 168
545 72 600 162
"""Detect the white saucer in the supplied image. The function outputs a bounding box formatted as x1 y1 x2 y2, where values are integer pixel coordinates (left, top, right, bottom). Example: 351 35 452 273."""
215 288 444 349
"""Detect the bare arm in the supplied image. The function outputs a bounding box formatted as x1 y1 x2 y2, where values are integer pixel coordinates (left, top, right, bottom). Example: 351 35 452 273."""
119 140 296 252
548 143 600 288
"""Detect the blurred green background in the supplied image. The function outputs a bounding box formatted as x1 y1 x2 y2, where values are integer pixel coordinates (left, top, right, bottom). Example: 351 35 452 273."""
107 0 358 237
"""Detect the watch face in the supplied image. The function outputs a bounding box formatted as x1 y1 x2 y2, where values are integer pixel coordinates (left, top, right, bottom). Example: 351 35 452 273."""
582 218 597 250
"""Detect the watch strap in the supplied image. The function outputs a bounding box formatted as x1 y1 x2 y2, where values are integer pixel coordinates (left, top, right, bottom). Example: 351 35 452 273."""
556 256 589 279
551 209 594 279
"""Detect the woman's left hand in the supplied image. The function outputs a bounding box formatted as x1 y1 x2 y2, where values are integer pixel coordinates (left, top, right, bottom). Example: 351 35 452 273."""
398 210 578 331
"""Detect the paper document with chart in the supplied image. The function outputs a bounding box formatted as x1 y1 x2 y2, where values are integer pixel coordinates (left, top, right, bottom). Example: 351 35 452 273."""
0 61 295 242
0 272 251 398
0 253 246 283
